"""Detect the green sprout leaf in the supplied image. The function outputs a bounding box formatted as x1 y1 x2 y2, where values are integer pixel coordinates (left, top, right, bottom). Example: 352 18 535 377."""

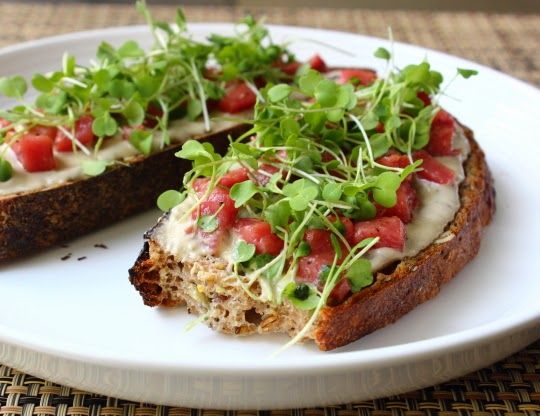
268 84 292 102
234 240 256 263
298 69 323 96
129 129 153 155
322 182 342 202
346 258 373 292
123 101 145 127
187 99 203 120
457 68 479 79
283 282 320 310
295 241 311 258
31 74 54 93
118 40 145 58
0 159 13 182
198 215 219 233
374 47 391 60
265 200 291 229
283 179 319 211
0 76 27 98
35 92 66 115
92 113 118 137
230 180 258 208
157 189 186 211
81 159 108 176
314 79 338 107
373 171 401 208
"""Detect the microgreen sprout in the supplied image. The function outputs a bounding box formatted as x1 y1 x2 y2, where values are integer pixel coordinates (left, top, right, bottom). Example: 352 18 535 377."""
0 2 296 178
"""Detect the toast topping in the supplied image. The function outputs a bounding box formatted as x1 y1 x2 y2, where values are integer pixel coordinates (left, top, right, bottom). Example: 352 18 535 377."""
156 53 477 321
0 4 308 192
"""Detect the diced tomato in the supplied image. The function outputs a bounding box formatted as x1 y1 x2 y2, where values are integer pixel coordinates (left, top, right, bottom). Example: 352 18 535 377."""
309 54 328 73
297 228 349 283
375 122 385 133
235 218 284 256
417 91 432 106
328 215 355 244
328 278 351 306
218 82 257 114
192 177 211 194
254 163 279 186
11 134 56 172
29 125 58 140
338 69 376 86
304 229 334 254
54 115 95 152
376 151 410 169
413 150 455 184
297 251 336 283
273 60 301 76
143 104 164 128
219 167 249 188
201 187 238 228
352 216 406 250
426 109 457 156
191 184 239 253
376 180 418 223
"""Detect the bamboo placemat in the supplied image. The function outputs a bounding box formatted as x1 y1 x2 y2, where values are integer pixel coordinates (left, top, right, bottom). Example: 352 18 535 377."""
0 2 539 415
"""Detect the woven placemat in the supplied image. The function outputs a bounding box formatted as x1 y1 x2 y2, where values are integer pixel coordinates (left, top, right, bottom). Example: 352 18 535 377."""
0 1 539 414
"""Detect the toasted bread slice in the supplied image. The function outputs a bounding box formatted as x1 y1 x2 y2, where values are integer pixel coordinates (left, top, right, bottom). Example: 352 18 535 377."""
129 124 495 350
0 124 248 262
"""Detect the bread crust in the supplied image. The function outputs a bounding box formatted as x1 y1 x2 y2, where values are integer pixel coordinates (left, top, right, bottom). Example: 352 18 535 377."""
0 125 248 262
129 123 495 350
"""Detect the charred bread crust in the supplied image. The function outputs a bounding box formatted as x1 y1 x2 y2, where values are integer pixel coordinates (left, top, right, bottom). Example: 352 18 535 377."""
313 126 495 350
0 124 248 262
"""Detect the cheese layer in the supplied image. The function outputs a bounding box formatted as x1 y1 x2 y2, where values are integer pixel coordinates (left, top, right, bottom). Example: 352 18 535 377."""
0 115 243 196
156 126 470 281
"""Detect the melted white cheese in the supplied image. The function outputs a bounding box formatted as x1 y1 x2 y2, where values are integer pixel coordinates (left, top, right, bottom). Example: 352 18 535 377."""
0 115 244 196
156 125 470 279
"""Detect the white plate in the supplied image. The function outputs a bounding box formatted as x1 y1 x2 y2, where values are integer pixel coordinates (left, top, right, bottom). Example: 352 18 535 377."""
0 24 539 410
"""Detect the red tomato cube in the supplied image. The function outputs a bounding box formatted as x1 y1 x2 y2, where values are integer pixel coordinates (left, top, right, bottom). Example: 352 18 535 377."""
327 278 351 306
353 216 406 250
11 134 56 172
218 82 257 114
297 251 336 284
55 115 96 152
309 54 328 73
29 125 58 140
376 180 418 224
426 109 457 156
235 218 284 256
413 150 455 184
417 91 432 106
338 69 376 86
219 167 249 188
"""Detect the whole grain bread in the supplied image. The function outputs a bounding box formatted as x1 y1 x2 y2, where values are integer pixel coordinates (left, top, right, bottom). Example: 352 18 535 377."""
129 123 495 351
0 124 248 262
